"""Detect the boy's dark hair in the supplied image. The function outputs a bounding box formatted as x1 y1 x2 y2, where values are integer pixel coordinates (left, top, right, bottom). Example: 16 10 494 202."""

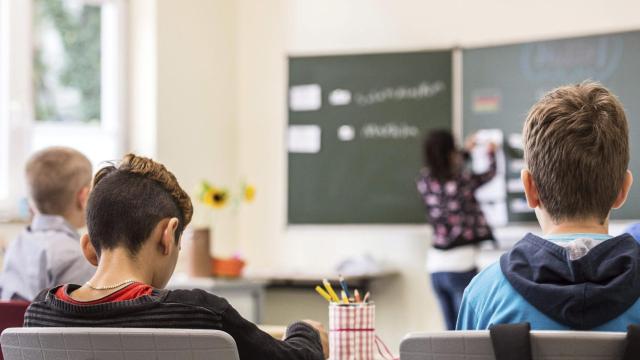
523 81 629 223
26 147 92 215
423 129 456 181
87 154 193 256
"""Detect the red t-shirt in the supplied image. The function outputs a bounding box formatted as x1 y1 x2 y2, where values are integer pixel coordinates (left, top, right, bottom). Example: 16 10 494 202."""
55 282 153 305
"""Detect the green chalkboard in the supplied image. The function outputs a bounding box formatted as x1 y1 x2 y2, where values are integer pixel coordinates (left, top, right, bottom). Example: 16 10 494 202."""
463 31 640 222
288 51 452 224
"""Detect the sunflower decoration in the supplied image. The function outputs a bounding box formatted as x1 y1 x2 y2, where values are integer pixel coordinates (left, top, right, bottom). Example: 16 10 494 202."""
199 180 255 210
243 183 256 203
200 182 229 209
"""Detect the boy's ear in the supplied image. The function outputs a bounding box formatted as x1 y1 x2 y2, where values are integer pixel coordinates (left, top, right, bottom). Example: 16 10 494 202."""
521 169 540 209
80 234 99 266
159 218 180 255
77 186 90 210
612 170 633 209
27 199 38 216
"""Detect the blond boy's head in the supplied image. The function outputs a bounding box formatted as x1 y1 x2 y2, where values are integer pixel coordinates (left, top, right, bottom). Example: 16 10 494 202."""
26 147 93 219
522 81 631 225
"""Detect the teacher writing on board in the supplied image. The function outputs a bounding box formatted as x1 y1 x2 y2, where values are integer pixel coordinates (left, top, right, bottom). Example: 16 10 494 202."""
416 130 497 330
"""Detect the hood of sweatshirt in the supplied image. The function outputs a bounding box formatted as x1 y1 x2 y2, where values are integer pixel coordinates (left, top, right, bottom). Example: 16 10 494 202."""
500 233 640 330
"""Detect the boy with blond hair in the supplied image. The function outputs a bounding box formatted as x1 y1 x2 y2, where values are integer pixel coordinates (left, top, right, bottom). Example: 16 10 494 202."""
1 147 95 300
24 154 328 360
457 81 638 330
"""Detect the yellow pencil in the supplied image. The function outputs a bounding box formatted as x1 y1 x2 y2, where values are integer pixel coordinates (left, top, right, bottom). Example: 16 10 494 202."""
341 290 349 304
323 279 341 302
315 286 333 302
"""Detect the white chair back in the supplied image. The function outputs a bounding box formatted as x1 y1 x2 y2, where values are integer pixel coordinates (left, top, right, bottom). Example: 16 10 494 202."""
400 330 626 360
1 327 240 360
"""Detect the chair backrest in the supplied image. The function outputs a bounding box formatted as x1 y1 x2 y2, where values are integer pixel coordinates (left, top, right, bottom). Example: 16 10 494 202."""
1 327 240 360
400 330 626 360
0 302 29 360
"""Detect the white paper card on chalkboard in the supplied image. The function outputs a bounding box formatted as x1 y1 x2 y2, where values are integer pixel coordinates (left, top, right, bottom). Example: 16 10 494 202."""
290 84 322 111
508 133 524 150
473 129 506 202
507 178 525 193
510 159 525 173
480 201 508 227
511 198 534 213
288 125 321 153
475 129 504 149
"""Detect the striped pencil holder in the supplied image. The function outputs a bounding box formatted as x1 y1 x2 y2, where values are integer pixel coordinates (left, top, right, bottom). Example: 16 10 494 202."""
329 303 375 360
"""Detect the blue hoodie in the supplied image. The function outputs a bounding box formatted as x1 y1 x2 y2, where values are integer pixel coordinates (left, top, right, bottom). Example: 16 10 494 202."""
457 233 640 330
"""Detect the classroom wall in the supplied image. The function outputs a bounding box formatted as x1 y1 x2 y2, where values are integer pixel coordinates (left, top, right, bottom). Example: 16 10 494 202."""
156 0 239 255
128 0 156 158
128 0 239 256
233 0 640 349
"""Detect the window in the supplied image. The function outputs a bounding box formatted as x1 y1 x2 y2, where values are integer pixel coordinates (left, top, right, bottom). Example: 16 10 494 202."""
0 0 126 219
34 0 103 124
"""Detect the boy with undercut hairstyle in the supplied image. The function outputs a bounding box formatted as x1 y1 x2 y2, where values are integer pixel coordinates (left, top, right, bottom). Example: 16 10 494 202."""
24 154 328 360
457 81 638 331
1 147 95 301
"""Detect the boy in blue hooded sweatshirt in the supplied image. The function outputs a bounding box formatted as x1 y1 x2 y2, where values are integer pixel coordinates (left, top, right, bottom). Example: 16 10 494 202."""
457 81 637 331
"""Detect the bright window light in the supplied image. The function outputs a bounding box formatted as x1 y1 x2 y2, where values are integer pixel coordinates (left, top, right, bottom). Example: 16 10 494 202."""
0 0 127 218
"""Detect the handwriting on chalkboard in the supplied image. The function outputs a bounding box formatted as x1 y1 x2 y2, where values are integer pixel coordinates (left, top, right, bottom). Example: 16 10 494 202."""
354 81 446 106
361 123 419 139
520 37 623 83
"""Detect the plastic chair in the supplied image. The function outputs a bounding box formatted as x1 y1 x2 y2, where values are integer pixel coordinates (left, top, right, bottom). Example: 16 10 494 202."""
1 327 240 360
0 302 29 360
400 330 627 360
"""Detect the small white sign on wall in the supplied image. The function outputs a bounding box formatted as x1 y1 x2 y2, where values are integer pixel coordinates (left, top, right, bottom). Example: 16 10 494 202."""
288 125 321 153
